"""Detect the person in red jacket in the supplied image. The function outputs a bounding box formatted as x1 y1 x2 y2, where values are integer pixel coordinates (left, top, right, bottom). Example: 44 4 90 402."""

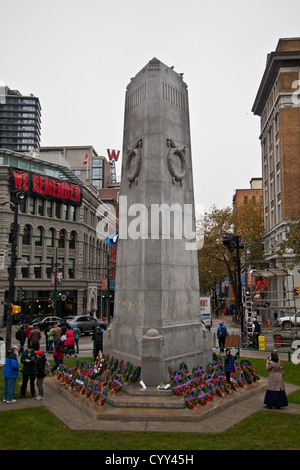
65 326 75 358
51 335 67 373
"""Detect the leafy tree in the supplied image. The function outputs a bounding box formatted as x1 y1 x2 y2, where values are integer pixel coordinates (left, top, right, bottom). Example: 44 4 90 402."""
232 198 264 269
197 201 264 312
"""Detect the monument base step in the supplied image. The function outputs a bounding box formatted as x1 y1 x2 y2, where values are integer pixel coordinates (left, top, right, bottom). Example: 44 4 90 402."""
46 377 268 422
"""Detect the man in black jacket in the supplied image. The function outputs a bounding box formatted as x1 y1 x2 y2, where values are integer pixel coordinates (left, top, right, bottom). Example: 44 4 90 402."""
92 325 106 360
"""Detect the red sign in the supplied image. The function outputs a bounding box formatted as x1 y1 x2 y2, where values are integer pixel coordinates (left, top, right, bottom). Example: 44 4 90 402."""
107 149 120 162
102 279 108 290
10 168 82 206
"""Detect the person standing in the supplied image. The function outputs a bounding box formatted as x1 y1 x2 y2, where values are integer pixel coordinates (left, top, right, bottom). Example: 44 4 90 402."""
15 325 26 355
47 327 54 352
92 325 106 360
3 345 19 404
264 351 288 409
29 325 41 351
72 323 80 356
224 348 238 383
252 318 261 350
20 345 36 398
51 335 67 373
50 324 62 349
25 324 33 347
65 326 75 357
217 321 228 352
35 350 47 400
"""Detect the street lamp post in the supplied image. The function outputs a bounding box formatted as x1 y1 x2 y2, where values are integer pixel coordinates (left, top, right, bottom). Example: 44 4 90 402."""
222 232 245 345
6 190 24 354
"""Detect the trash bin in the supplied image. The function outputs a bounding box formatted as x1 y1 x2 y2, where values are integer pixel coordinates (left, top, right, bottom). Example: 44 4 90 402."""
258 335 265 350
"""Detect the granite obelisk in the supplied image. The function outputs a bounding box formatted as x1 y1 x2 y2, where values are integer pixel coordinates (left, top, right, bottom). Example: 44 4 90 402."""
105 58 212 385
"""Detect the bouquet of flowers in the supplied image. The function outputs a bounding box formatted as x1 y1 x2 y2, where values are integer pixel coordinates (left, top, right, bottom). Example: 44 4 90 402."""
91 382 101 402
184 387 198 409
111 374 124 393
99 385 109 406
198 385 210 406
129 366 141 383
84 380 94 398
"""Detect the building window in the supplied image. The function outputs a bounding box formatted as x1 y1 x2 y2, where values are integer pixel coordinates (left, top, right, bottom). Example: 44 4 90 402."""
270 179 274 202
35 226 43 246
275 113 279 134
29 198 35 215
21 255 30 278
63 204 69 220
47 200 53 217
276 170 281 194
92 158 104 189
268 126 273 147
34 256 42 278
69 231 76 249
277 202 282 224
55 202 61 219
275 142 280 164
58 229 66 248
20 197 26 213
70 205 76 221
22 224 31 245
68 258 75 279
46 257 53 279
38 199 44 216
47 228 55 247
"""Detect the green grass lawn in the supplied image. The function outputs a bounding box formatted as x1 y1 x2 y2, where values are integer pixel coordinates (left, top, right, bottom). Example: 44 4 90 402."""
0 357 299 450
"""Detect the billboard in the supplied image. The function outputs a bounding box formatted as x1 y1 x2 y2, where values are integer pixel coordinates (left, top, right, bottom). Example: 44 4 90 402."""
9 167 83 206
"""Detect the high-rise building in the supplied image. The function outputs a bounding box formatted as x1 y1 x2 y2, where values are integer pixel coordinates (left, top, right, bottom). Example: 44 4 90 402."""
252 37 300 312
0 86 41 152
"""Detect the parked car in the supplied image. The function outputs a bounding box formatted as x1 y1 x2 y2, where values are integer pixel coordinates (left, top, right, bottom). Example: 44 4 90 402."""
66 315 107 335
277 310 300 330
30 316 62 330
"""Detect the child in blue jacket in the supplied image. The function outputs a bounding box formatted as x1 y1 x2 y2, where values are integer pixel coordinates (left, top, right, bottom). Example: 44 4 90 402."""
224 348 238 383
3 345 19 403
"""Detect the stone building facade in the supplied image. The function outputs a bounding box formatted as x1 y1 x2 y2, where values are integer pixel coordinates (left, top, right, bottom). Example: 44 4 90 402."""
0 148 109 323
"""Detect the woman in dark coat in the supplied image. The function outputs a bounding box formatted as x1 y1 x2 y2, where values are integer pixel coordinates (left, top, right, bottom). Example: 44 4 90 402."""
264 351 288 409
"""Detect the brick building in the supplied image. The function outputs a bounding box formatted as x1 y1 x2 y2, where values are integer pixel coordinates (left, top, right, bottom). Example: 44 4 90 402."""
252 37 300 313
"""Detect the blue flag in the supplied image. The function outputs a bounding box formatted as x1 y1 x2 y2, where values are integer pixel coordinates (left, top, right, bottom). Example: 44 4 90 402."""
106 230 118 245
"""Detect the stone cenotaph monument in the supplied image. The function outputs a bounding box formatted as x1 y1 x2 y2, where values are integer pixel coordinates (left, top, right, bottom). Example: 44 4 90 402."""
105 58 212 386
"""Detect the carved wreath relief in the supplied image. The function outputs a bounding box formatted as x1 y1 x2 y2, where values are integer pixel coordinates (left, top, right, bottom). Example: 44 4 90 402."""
126 138 142 187
167 138 186 186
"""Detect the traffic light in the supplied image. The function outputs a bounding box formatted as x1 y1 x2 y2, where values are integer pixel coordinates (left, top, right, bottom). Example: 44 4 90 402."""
295 286 299 296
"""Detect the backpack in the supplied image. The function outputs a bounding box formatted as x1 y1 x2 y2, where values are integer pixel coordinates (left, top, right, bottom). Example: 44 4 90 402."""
219 326 226 339
44 359 51 375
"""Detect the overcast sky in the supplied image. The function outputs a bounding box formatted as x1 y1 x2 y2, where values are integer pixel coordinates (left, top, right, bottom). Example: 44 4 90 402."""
1 0 300 211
